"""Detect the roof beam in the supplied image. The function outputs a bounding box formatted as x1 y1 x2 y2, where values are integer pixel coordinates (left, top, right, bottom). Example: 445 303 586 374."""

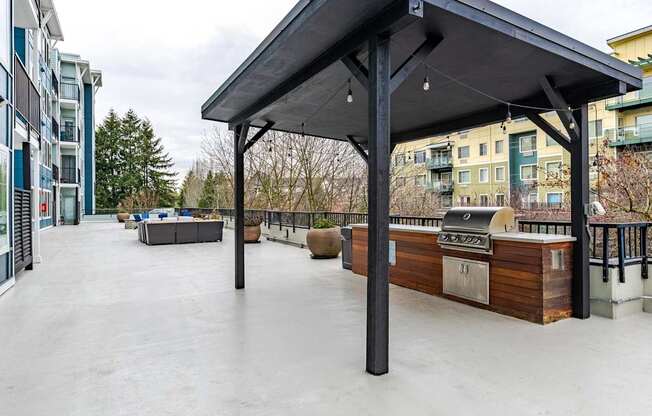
390 35 442 93
526 112 572 152
244 121 275 153
341 54 369 90
227 0 422 126
539 76 580 141
346 135 368 163
236 122 251 154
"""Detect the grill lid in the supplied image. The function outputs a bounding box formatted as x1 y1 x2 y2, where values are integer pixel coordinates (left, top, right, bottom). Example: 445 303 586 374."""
441 207 515 234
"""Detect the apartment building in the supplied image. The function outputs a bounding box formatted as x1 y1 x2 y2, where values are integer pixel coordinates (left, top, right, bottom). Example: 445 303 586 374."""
9 0 101 283
394 27 650 208
605 26 652 154
56 52 101 225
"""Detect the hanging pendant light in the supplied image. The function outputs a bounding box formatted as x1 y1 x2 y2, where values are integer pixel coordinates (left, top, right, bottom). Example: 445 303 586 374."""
346 78 353 103
505 104 512 124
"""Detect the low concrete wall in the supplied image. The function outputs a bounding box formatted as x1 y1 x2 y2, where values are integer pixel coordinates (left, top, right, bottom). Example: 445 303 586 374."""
221 216 309 247
590 261 649 319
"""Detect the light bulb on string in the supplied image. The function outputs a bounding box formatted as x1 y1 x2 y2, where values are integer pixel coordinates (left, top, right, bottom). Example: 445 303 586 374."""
423 69 430 92
505 104 512 124
346 78 353 103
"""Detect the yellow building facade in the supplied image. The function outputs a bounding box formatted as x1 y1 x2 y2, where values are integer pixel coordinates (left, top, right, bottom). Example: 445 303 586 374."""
393 26 652 208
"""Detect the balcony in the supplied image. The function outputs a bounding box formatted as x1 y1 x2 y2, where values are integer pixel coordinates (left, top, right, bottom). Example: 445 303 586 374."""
52 118 59 142
52 164 59 182
427 181 454 194
14 55 41 132
60 168 80 185
606 122 652 147
61 82 80 102
51 69 59 96
606 79 652 110
60 123 78 143
426 157 453 170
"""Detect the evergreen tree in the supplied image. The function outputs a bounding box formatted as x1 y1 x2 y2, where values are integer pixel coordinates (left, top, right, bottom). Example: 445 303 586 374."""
95 109 124 208
198 171 219 209
94 109 177 208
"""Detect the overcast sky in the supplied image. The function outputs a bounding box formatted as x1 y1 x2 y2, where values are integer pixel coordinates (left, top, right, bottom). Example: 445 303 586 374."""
54 0 652 183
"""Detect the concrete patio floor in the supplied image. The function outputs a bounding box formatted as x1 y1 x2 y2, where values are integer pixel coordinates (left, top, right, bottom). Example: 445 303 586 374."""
1 222 651 415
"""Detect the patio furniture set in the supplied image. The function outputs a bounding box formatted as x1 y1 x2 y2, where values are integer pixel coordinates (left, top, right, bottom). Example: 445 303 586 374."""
136 218 224 246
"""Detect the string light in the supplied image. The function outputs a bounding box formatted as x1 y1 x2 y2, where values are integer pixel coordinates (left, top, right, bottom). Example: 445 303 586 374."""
505 104 512 124
423 67 430 91
346 78 353 103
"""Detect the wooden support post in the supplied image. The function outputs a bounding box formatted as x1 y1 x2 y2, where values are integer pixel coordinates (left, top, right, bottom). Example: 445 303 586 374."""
234 123 250 290
570 104 590 318
366 33 391 376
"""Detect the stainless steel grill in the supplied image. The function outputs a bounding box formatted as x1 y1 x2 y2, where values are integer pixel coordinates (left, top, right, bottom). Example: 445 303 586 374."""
438 207 515 254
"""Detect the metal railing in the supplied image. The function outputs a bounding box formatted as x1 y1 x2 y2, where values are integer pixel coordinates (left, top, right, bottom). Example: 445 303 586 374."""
519 220 650 283
51 69 59 95
427 181 454 193
426 158 453 170
61 82 80 101
52 118 59 142
605 122 652 147
606 81 652 108
14 55 41 131
61 124 77 142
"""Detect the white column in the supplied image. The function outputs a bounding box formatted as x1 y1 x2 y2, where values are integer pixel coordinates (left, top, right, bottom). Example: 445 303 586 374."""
32 144 42 264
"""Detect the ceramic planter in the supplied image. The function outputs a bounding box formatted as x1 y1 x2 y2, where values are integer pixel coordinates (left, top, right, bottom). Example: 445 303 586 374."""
306 227 341 259
244 225 262 243
117 212 130 223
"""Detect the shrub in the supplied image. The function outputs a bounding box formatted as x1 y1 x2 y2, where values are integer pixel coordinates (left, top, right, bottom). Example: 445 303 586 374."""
313 218 337 229
244 214 263 227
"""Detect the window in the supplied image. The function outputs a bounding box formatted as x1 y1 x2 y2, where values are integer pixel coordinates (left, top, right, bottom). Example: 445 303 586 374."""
458 170 471 184
460 196 471 206
0 0 9 68
479 143 488 156
495 140 504 154
479 194 489 206
39 190 52 219
0 147 8 254
519 134 537 153
495 166 505 182
394 154 405 166
441 195 453 208
520 164 537 181
414 150 426 164
524 192 538 208
479 168 489 183
589 120 603 138
546 135 558 146
458 146 470 159
415 175 426 186
547 192 563 206
546 161 562 177
495 194 506 206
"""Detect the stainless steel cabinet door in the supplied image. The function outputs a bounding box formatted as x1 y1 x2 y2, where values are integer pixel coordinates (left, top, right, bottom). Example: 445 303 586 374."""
442 256 490 305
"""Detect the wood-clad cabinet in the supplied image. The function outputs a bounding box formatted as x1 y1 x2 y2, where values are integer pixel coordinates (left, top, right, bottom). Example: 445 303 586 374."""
351 227 573 324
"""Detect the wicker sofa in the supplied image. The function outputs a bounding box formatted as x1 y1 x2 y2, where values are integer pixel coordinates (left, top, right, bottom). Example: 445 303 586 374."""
138 219 224 245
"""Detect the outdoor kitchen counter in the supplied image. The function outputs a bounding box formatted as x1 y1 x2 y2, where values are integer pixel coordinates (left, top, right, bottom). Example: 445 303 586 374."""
350 225 575 324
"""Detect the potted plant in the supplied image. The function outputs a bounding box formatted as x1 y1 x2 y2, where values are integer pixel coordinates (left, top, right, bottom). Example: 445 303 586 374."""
244 214 264 243
306 218 341 259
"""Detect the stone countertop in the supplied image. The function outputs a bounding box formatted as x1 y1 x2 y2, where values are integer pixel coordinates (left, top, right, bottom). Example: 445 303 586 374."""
349 224 575 243
490 232 576 244
349 223 441 235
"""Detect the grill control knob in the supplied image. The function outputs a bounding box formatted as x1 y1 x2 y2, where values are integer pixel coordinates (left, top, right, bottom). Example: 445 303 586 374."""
451 235 458 242
439 234 448 242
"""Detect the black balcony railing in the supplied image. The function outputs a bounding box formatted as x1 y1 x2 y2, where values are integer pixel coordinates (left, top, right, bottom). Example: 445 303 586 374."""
179 208 650 284
52 118 59 141
51 69 59 95
519 220 650 283
14 55 41 131
61 82 80 101
61 124 77 142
